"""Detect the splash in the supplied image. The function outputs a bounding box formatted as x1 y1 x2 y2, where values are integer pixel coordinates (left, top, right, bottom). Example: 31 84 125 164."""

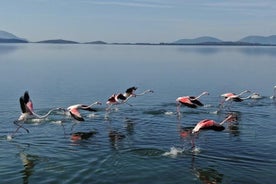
191 146 201 154
163 146 184 157
164 111 174 115
51 120 63 124
6 134 13 141
87 113 96 118
30 119 43 124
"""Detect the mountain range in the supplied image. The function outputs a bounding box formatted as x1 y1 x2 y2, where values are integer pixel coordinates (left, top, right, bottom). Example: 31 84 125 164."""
1 30 276 45
172 36 276 45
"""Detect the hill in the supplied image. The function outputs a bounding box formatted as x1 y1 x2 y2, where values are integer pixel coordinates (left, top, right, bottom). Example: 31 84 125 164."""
238 35 276 45
0 30 28 43
36 39 79 44
173 36 223 44
84 41 107 44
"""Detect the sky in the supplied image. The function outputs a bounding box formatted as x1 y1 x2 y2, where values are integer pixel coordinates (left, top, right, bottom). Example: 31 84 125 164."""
0 0 276 43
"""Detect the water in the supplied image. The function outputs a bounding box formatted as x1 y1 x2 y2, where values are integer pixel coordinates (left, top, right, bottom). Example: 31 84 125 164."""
0 44 276 183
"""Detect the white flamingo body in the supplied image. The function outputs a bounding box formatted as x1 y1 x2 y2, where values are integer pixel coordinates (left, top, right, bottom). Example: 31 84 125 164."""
242 92 263 100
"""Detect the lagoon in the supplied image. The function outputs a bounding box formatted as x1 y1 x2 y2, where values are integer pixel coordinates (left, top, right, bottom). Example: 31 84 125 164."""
0 44 276 183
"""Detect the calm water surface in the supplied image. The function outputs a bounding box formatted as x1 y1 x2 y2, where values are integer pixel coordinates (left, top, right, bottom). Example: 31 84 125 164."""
0 44 276 183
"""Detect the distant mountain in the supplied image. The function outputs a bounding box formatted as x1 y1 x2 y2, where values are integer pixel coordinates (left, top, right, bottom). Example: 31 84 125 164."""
173 36 223 44
0 38 28 43
0 30 28 43
84 41 107 44
36 39 79 44
238 35 276 45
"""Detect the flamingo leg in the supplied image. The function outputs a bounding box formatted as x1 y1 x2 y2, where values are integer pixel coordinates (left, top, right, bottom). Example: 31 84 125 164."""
191 135 196 150
11 121 29 137
176 103 181 118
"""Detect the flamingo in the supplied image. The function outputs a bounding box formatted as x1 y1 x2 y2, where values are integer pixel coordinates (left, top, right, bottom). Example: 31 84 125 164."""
106 86 153 110
66 101 102 121
219 90 251 110
221 90 251 102
192 114 237 134
242 92 263 100
11 91 63 138
176 91 209 114
270 86 276 99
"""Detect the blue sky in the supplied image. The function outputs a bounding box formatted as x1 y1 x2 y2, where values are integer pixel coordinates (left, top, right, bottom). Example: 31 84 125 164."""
1 0 276 43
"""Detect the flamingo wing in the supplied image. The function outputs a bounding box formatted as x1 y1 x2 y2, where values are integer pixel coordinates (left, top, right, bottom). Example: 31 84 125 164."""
23 91 30 104
125 87 137 94
19 97 27 113
193 119 225 133
69 108 84 121
178 97 197 108
80 105 97 112
189 96 204 106
221 93 234 98
232 97 243 102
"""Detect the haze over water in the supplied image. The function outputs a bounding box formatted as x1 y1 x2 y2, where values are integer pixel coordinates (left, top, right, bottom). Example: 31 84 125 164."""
0 43 276 183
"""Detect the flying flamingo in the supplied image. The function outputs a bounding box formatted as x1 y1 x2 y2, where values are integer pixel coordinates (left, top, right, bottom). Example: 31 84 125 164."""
106 86 153 110
10 91 63 138
242 92 263 100
221 90 251 102
218 90 251 111
176 91 209 115
66 101 102 121
270 86 276 99
192 113 237 134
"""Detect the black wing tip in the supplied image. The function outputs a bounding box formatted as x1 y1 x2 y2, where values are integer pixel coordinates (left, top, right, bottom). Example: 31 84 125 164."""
70 112 85 121
23 91 30 103
125 86 138 93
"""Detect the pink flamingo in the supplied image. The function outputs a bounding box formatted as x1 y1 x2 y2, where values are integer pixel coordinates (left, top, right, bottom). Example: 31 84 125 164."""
191 114 237 148
106 87 153 110
67 101 102 121
176 91 209 114
11 91 63 138
192 114 237 134
219 90 250 111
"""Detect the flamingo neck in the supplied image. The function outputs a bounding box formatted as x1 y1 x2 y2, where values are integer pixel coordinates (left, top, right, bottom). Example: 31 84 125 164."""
219 115 232 125
31 108 61 119
241 94 252 100
237 90 249 97
135 89 153 96
87 101 101 108
194 92 208 100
